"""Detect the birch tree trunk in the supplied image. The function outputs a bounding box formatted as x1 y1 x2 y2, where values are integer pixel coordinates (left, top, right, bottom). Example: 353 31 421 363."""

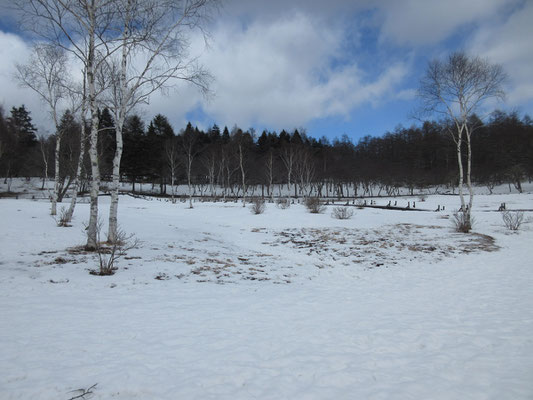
188 153 193 208
107 1 130 243
267 151 273 201
280 147 294 200
239 143 246 207
455 132 465 212
167 143 177 204
65 107 86 222
38 136 49 191
85 9 100 250
51 125 61 215
108 117 125 243
466 127 474 213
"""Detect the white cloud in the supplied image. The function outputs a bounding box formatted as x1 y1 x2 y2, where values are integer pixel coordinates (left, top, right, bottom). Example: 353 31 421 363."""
395 88 417 101
377 0 513 46
0 31 53 134
219 0 370 23
468 1 533 107
143 12 409 131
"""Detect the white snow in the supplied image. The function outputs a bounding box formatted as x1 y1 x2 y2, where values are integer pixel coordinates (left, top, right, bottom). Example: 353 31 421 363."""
1 187 533 399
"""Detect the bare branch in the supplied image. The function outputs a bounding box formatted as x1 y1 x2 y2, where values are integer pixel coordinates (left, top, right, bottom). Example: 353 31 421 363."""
66 383 98 400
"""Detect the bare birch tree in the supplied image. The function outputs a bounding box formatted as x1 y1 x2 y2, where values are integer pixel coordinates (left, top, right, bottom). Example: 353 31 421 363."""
280 144 295 200
104 0 214 241
265 149 274 201
418 52 506 230
201 146 218 198
231 128 252 206
38 135 52 190
218 145 233 200
165 136 180 203
237 141 247 207
180 126 200 208
16 44 69 215
295 147 315 198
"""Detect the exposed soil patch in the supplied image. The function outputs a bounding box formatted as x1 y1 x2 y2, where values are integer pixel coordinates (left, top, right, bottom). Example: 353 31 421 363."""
265 223 499 271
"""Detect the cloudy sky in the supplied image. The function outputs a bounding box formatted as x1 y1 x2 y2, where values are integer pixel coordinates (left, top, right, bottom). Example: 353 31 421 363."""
0 0 532 140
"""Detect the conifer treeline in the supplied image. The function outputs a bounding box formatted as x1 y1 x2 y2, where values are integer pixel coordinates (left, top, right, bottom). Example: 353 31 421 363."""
1 104 532 196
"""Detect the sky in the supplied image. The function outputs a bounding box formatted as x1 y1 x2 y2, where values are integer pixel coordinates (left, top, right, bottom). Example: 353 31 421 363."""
0 0 532 142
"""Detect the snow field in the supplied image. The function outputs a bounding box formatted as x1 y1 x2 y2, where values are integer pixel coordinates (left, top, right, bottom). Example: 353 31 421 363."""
1 192 533 399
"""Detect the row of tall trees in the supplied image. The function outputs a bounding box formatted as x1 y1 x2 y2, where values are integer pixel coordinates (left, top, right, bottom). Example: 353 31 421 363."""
5 105 530 200
121 111 533 198
2 106 531 199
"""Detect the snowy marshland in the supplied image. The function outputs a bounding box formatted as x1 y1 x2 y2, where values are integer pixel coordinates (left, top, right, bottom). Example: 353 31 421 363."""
1 182 533 399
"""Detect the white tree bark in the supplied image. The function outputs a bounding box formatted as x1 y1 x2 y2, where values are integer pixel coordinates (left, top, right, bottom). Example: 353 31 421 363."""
108 116 125 242
65 109 86 222
266 150 274 201
51 119 61 215
201 150 216 198
187 151 194 208
238 142 246 207
108 4 130 243
453 128 465 211
64 70 89 223
465 126 474 212
280 146 294 199
166 138 179 203
86 5 101 250
38 136 50 191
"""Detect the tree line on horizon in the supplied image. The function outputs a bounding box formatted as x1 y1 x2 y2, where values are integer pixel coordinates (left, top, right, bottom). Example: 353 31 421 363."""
1 104 531 198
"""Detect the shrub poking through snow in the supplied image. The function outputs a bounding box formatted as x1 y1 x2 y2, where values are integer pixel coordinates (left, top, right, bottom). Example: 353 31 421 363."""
305 197 326 214
452 210 474 233
331 206 354 220
250 198 266 215
502 210 524 231
88 221 138 276
276 197 291 209
56 206 71 227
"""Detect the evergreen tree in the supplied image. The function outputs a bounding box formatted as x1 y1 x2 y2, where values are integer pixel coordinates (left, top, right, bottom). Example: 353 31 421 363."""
208 124 221 143
146 114 174 193
7 105 39 177
8 105 38 147
222 126 230 143
122 115 146 192
147 114 174 137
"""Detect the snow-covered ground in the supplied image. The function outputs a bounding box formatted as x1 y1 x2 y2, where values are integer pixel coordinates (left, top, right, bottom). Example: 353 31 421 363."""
1 188 532 399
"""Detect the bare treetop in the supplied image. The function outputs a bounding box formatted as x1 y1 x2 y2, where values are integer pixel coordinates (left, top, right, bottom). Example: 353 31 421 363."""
15 0 119 62
15 44 70 125
418 51 507 122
